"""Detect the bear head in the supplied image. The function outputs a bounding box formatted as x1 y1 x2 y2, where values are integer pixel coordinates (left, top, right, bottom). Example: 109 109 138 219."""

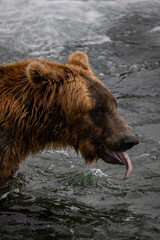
26 51 139 179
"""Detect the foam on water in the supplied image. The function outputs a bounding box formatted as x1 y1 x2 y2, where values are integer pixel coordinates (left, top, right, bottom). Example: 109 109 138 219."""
150 26 160 32
2 0 157 59
0 0 113 59
90 168 108 178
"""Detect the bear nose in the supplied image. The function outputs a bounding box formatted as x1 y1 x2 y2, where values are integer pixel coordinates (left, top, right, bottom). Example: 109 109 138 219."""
120 134 139 150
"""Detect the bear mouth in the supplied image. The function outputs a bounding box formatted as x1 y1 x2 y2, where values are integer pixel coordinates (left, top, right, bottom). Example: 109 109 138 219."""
103 150 132 179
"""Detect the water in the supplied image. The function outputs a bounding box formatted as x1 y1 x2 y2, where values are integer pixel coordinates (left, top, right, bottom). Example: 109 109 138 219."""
0 0 160 239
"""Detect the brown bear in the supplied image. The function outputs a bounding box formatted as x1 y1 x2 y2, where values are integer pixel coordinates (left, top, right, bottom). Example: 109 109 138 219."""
0 51 139 188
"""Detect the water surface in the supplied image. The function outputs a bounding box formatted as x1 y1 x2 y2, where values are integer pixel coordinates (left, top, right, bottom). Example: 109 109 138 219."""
0 0 160 239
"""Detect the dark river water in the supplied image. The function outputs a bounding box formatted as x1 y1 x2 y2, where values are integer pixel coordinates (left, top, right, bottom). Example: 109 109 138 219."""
0 0 160 239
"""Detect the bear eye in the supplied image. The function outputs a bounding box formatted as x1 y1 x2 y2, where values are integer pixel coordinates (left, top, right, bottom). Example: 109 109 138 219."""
96 106 106 113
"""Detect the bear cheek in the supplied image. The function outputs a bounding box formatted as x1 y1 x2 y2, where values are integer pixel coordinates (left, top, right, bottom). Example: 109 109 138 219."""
81 124 104 162
70 115 101 161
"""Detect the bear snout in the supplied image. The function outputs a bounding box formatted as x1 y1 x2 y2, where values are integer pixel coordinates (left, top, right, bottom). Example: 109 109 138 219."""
119 134 139 151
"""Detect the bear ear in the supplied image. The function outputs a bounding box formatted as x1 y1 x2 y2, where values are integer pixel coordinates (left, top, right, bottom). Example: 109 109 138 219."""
67 51 91 71
26 62 53 85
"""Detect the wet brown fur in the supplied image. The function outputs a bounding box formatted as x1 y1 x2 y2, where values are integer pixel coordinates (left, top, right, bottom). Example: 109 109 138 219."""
0 51 134 188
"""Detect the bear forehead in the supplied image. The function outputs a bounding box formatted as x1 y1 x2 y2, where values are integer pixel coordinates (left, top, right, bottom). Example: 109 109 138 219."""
80 74 117 110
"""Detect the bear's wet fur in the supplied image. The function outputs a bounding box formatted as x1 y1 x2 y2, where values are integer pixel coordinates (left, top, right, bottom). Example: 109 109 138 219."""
0 51 138 188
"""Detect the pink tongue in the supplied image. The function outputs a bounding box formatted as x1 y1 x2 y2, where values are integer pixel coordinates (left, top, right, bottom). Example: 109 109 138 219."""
116 152 133 179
